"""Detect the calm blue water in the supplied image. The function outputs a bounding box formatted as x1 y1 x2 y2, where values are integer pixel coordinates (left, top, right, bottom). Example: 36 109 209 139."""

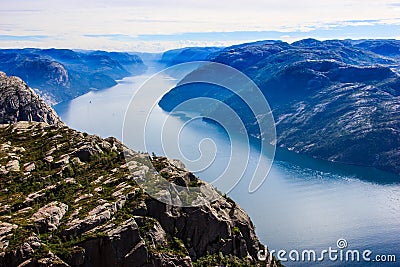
55 63 400 266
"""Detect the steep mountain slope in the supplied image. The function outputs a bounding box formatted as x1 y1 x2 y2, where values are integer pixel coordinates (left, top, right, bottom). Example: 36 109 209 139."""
159 39 400 176
0 49 147 104
0 74 279 266
0 72 64 127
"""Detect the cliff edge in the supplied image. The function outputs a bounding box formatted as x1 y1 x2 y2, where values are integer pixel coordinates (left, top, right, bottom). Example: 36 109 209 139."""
0 73 279 266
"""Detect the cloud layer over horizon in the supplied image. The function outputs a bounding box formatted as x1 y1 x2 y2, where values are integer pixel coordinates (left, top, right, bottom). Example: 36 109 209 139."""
1 0 400 51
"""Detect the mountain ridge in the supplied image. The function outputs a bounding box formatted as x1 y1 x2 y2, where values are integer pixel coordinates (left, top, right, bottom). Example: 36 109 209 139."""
0 49 147 105
159 38 400 176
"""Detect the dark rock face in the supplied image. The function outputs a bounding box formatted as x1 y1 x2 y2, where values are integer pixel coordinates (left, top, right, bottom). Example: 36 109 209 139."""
0 72 64 126
78 219 149 267
143 198 260 260
0 49 147 104
159 39 400 176
79 218 193 267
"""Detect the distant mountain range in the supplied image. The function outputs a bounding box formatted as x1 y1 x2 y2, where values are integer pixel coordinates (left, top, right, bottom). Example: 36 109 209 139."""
159 39 400 176
0 49 147 104
160 47 222 66
1 41 399 176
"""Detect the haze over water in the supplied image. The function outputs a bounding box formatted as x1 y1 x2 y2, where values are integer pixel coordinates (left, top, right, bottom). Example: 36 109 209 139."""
55 62 400 266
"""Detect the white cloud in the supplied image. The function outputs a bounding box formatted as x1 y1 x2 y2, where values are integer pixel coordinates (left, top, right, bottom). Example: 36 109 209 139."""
0 0 399 51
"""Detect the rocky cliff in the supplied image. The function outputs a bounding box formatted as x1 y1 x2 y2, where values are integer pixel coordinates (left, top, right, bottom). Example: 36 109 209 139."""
0 72 64 127
0 75 279 266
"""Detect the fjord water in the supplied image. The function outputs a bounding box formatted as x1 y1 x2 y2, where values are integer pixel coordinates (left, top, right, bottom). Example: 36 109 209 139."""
55 64 400 266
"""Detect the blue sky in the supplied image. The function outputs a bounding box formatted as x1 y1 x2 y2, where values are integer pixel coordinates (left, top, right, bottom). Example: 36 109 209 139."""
0 0 400 52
